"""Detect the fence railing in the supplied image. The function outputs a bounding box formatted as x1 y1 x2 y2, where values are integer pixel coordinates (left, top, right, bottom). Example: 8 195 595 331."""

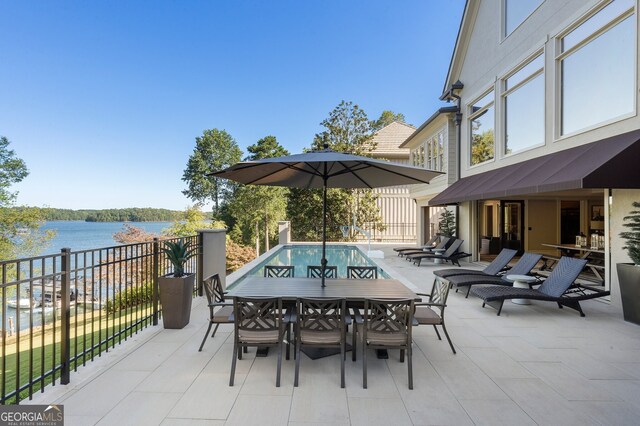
353 222 417 242
0 234 201 404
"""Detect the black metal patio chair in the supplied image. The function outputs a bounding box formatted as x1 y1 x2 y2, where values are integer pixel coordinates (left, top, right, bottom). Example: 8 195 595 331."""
307 265 338 279
264 265 295 278
199 274 233 352
415 278 456 354
362 298 414 389
294 298 347 388
229 297 286 387
347 266 378 279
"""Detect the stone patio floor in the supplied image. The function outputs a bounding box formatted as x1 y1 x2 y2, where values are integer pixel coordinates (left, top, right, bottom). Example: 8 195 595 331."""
27 245 640 425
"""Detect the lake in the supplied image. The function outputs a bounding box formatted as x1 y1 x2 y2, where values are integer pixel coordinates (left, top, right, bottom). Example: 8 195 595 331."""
39 221 172 255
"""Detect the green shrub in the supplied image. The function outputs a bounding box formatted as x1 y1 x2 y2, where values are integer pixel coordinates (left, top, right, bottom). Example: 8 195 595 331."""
106 282 154 313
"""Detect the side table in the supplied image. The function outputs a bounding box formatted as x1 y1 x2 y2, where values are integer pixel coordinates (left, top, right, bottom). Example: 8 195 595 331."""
506 274 537 305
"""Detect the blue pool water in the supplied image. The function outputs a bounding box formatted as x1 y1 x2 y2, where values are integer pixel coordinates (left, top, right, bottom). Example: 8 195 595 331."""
231 244 388 287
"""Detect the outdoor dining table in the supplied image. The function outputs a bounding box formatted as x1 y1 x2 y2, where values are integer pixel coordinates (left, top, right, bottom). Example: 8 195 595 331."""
226 276 421 358
226 276 421 301
541 243 605 282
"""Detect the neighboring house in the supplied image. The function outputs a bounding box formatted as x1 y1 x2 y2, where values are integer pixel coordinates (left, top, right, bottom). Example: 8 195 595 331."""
364 121 417 241
404 0 640 308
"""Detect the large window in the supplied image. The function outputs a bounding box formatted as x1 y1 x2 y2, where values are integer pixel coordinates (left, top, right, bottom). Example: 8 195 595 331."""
504 0 543 37
469 91 495 166
410 126 447 172
559 0 635 136
503 53 545 154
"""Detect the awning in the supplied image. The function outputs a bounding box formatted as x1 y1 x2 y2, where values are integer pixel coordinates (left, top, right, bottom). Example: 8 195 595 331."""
429 129 640 205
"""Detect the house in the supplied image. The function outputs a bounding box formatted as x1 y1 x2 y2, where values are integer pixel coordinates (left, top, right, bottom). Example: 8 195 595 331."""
403 0 640 311
365 121 418 242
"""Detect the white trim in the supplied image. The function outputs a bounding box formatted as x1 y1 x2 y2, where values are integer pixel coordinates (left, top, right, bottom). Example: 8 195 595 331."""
501 0 546 41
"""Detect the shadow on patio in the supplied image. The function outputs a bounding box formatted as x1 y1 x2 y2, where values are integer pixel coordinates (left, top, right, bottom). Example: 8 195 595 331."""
27 245 640 425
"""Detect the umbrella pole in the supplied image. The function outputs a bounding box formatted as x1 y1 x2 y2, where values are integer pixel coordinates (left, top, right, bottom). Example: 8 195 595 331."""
321 176 328 288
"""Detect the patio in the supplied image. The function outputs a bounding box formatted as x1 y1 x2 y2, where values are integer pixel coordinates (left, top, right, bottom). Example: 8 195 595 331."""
27 245 640 425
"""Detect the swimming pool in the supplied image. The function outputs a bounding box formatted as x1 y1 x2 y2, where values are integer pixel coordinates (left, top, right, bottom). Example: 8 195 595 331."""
229 244 388 288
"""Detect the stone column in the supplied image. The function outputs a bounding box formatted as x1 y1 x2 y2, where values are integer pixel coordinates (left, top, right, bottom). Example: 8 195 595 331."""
199 229 227 289
278 221 291 245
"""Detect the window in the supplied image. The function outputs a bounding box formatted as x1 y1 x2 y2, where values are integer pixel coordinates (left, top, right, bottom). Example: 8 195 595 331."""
558 0 635 135
503 53 545 154
410 126 447 172
504 0 543 37
469 91 495 166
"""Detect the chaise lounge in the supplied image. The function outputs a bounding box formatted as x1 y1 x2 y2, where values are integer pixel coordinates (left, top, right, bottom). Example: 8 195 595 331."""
471 256 610 316
393 234 440 256
445 252 542 298
401 237 451 258
433 248 517 280
407 239 470 267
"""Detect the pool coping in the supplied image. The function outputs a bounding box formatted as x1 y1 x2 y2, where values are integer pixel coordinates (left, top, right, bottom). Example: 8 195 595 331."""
226 241 421 293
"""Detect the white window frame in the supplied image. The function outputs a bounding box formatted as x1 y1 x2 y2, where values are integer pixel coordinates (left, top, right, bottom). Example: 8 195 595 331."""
501 0 545 40
553 0 637 140
409 125 448 172
468 87 496 168
500 48 546 157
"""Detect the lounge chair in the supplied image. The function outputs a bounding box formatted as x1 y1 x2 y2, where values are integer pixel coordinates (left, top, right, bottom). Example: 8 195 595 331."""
393 234 439 256
445 252 543 298
471 257 610 316
401 237 451 258
407 239 470 267
433 248 517 280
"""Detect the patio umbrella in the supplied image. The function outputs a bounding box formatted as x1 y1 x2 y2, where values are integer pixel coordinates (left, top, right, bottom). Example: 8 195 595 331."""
211 144 443 286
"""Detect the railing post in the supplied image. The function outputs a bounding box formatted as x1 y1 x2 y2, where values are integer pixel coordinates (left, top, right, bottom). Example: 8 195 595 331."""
197 232 204 296
60 248 71 385
152 238 159 326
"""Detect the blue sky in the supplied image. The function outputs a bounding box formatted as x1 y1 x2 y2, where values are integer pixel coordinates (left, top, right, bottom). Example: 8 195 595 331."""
1 0 465 210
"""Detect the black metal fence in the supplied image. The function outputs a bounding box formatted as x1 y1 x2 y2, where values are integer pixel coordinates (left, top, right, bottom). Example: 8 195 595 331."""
353 222 417 242
0 235 201 404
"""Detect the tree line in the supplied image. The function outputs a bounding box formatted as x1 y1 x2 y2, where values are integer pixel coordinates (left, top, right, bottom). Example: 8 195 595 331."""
182 101 407 255
36 207 183 222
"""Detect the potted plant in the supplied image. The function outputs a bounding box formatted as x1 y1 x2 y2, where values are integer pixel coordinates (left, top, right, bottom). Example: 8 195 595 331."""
158 239 197 329
617 201 640 325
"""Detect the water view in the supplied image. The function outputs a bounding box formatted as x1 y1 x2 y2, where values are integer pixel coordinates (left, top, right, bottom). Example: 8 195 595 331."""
39 221 171 256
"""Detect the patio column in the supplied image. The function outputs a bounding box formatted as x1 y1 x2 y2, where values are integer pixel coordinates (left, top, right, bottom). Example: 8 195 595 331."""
278 221 291 245
199 229 227 290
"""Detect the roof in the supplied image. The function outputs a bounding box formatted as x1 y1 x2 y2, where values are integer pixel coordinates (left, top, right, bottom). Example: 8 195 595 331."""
369 121 416 158
428 128 640 205
400 106 458 148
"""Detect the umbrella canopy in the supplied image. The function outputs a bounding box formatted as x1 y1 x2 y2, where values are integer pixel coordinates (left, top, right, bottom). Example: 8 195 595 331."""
211 145 444 286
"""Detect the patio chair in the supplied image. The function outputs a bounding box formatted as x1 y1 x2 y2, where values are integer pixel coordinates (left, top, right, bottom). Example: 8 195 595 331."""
230 297 286 387
402 237 451 258
264 265 295 278
393 234 439 256
433 248 517 280
408 239 469 266
414 278 456 354
471 257 609 316
199 274 233 352
362 298 414 389
446 252 543 298
294 298 347 388
307 265 338 279
347 265 378 279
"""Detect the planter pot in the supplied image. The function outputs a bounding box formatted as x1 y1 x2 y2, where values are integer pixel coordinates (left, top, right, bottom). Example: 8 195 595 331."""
158 273 195 329
616 263 640 325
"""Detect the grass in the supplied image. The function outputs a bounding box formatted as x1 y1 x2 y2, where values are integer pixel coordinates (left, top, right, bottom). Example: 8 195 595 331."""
2 303 157 404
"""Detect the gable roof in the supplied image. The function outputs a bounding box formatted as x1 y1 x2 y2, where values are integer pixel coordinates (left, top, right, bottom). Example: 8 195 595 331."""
442 0 476 97
400 106 458 148
370 121 416 158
